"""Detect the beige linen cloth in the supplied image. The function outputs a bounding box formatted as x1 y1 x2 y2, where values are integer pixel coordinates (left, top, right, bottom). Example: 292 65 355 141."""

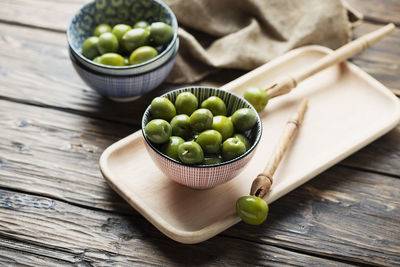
164 0 361 83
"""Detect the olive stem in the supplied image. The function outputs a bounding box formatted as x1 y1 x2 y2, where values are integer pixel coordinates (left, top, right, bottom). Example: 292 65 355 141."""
250 98 308 198
181 150 189 156
265 23 395 99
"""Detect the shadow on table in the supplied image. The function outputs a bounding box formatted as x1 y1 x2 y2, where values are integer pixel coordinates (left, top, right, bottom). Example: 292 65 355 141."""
127 165 374 265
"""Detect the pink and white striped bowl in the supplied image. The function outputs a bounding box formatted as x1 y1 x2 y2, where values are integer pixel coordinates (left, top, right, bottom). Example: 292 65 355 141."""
142 86 262 189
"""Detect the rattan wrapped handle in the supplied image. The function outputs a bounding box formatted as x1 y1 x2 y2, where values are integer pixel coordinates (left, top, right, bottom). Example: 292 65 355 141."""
251 98 308 198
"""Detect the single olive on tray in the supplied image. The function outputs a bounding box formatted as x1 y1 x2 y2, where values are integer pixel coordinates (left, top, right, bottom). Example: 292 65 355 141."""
236 99 308 225
243 87 269 112
236 196 269 225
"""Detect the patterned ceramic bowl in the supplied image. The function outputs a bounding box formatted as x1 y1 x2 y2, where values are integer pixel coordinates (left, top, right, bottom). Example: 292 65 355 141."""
142 86 263 189
69 40 178 101
67 0 178 76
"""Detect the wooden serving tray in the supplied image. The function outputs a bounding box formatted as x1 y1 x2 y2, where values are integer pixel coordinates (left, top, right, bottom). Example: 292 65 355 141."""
100 45 400 244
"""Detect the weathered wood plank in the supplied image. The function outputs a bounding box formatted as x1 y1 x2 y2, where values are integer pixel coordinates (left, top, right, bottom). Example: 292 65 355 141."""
0 237 74 266
0 0 88 32
346 0 400 25
0 190 355 267
0 165 399 265
350 22 400 93
0 98 135 213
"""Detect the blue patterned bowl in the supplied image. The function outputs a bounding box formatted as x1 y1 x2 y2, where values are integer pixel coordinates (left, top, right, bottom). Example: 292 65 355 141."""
67 0 178 76
69 40 178 101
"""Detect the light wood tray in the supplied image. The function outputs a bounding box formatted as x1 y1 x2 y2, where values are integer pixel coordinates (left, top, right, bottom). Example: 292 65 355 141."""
100 45 400 244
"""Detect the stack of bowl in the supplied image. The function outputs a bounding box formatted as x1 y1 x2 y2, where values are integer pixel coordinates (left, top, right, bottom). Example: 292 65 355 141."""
67 0 179 102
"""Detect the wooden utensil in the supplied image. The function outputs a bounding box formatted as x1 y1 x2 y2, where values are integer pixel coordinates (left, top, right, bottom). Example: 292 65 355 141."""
251 98 308 198
265 23 395 99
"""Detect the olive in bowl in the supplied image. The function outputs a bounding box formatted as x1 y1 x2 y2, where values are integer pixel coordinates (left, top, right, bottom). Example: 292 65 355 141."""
67 0 178 76
67 0 179 101
142 86 262 189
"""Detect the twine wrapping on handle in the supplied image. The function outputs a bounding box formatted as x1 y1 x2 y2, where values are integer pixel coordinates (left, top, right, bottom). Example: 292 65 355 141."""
250 98 308 198
265 23 396 99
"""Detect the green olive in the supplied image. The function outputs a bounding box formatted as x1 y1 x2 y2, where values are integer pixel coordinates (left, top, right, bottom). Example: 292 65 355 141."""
98 53 126 66
177 141 204 164
112 24 132 43
230 108 258 133
97 32 119 54
145 119 172 144
221 137 246 161
93 56 101 63
134 20 150 29
124 57 130 65
81 36 100 60
201 96 227 116
211 116 234 141
150 97 176 121
93 24 111 37
202 155 223 165
149 22 174 45
161 136 184 161
233 133 251 151
122 28 150 52
129 46 158 65
170 114 192 140
236 196 269 225
244 87 269 112
175 92 198 116
190 109 213 132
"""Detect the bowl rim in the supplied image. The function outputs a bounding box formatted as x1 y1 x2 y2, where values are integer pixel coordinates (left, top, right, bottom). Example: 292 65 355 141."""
141 86 263 168
68 38 179 77
66 0 179 71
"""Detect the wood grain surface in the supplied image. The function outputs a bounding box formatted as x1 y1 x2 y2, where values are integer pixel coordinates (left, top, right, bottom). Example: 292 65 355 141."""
0 189 360 266
0 0 399 265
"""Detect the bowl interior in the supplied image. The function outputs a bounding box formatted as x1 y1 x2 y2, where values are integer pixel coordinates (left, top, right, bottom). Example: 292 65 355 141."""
68 38 179 76
67 0 178 68
142 87 263 167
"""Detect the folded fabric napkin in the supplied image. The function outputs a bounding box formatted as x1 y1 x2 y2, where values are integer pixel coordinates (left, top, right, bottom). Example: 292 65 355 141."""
164 0 360 83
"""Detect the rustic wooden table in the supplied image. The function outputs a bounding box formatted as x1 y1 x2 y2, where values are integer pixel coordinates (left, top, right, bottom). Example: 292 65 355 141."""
0 0 399 266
